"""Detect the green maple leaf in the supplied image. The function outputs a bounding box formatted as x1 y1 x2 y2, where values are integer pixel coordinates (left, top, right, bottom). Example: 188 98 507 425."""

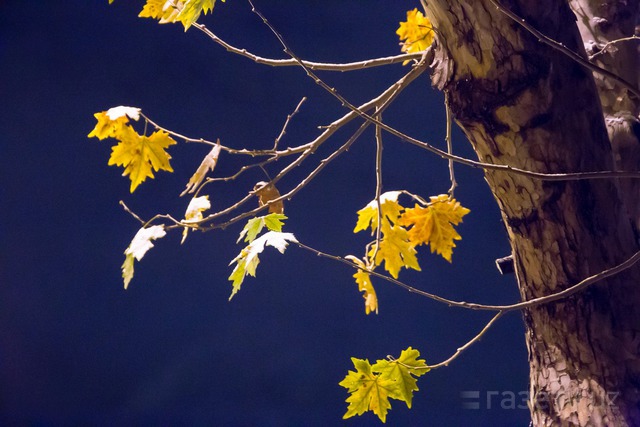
339 358 395 423
237 214 287 243
340 347 429 422
374 347 429 408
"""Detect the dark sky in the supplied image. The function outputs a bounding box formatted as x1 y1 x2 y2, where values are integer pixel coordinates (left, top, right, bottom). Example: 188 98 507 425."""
1 1 530 425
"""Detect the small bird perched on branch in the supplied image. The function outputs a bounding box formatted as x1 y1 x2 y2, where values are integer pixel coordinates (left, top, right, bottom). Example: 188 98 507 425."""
253 181 284 214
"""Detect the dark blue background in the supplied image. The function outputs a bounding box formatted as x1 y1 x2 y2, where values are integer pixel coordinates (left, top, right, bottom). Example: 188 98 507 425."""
1 1 529 425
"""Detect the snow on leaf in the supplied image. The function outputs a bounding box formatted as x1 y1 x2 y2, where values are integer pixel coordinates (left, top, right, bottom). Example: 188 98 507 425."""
181 141 221 196
181 195 211 243
88 107 141 140
106 106 141 121
122 225 166 289
400 195 470 262
339 358 395 423
183 195 211 223
354 191 402 234
88 111 128 140
228 231 297 300
396 9 434 59
369 223 420 279
107 128 176 192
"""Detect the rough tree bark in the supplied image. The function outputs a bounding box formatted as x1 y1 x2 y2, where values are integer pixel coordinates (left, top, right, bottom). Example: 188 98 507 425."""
423 0 640 425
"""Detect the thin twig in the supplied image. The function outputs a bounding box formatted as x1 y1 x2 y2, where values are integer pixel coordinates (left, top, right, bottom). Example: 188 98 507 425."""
295 240 640 312
247 0 640 184
444 92 457 196
488 0 640 99
589 35 640 60
372 108 384 264
273 97 306 150
119 201 145 225
428 311 505 368
191 52 429 228
193 22 425 71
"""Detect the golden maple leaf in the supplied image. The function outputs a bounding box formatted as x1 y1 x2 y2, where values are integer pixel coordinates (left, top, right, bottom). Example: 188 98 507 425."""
354 191 402 234
353 269 378 315
396 9 434 58
138 0 223 30
88 111 129 140
108 127 176 192
369 222 421 279
400 195 470 262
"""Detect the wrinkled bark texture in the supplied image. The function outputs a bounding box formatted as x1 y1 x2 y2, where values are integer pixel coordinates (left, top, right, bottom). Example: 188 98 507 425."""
423 0 640 425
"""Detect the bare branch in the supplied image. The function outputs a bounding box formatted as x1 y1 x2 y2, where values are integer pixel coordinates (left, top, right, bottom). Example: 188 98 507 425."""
372 108 384 264
444 92 457 196
192 22 424 71
273 97 306 151
428 311 505 369
119 201 145 225
295 240 640 313
589 35 640 60
247 1 640 184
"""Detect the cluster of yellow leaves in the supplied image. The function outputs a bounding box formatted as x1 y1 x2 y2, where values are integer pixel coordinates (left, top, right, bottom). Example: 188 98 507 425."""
396 8 434 57
348 192 469 314
135 0 225 30
88 106 176 192
339 347 429 423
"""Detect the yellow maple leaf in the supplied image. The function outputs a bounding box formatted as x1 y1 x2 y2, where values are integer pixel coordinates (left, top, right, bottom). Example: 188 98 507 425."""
139 0 224 30
88 111 128 140
139 0 181 23
354 191 403 234
396 9 434 58
369 222 420 279
108 127 176 192
400 195 470 262
353 269 378 315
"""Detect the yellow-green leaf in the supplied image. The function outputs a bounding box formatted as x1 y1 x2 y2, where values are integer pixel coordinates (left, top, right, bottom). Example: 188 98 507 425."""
374 347 429 408
339 358 394 423
237 213 287 244
228 231 297 300
340 347 429 423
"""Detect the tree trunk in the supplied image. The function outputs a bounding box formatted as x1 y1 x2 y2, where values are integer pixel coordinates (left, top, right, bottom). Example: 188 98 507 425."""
423 0 640 425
